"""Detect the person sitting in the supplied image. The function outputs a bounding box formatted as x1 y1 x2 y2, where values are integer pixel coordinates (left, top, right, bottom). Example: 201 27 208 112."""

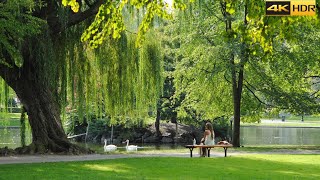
200 122 215 157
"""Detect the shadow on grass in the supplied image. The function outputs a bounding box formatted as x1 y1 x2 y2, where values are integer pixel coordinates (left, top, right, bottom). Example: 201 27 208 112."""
0 155 320 179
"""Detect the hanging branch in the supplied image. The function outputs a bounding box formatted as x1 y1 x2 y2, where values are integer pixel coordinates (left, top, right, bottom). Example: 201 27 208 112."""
243 83 272 107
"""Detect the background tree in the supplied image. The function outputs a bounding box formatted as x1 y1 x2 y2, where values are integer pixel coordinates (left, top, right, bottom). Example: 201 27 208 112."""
163 0 320 147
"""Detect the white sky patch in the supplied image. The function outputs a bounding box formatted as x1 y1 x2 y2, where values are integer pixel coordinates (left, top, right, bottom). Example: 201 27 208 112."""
164 0 173 7
164 0 173 12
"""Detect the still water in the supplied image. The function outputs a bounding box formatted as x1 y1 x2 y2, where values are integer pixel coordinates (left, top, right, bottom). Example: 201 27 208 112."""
0 127 32 149
240 126 320 145
1 126 320 149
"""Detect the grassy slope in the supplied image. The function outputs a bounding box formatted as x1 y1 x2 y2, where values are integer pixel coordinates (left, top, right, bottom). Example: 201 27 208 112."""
0 154 320 179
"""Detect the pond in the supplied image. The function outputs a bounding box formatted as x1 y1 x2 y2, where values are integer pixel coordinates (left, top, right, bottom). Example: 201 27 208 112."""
240 126 320 145
0 127 32 149
0 127 184 151
1 126 320 149
77 142 185 153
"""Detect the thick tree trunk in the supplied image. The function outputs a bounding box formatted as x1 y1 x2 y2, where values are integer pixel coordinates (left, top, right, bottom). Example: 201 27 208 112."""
0 0 101 155
0 58 89 154
20 106 26 147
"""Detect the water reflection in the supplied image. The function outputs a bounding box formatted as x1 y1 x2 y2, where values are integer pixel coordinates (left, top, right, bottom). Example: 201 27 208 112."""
75 141 185 153
0 127 31 149
1 126 320 149
241 126 320 145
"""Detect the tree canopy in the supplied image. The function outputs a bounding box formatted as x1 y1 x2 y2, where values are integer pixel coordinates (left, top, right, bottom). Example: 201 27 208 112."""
0 0 319 152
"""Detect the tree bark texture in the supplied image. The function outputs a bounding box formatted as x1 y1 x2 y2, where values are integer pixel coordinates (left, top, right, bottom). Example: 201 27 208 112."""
0 56 88 154
0 0 103 154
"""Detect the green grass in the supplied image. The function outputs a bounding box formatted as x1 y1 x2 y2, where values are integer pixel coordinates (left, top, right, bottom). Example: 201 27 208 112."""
242 122 320 127
0 113 26 127
0 119 21 126
261 115 320 122
287 115 320 121
0 154 320 179
0 112 21 119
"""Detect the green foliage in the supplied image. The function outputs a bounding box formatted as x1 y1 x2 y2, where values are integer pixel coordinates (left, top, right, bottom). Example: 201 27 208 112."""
64 0 195 47
59 29 164 124
81 1 127 48
62 0 79 12
162 0 320 125
77 0 173 47
0 0 44 67
162 1 234 121
246 20 320 115
1 0 167 130
20 107 26 147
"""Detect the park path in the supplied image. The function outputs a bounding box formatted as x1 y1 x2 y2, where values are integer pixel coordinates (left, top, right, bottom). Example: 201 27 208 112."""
2 149 320 165
0 151 234 164
0 153 192 165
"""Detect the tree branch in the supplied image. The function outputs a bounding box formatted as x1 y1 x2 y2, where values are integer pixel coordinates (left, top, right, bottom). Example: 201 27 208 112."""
67 0 103 28
304 75 320 78
48 0 103 34
84 0 93 7
310 89 320 97
244 82 272 107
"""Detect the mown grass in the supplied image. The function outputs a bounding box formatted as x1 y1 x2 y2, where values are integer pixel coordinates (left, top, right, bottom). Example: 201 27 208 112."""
0 113 22 127
0 154 320 179
242 122 320 127
287 115 320 121
261 115 320 122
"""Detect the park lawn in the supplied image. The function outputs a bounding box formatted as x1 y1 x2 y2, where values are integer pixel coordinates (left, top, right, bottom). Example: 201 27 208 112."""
0 154 320 179
0 119 21 126
287 115 320 121
0 112 24 127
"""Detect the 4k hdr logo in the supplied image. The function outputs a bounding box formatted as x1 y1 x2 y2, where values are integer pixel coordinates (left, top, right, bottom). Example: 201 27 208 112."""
266 0 316 16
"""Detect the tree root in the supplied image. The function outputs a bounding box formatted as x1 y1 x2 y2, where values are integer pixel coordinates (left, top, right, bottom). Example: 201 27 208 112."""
0 143 94 157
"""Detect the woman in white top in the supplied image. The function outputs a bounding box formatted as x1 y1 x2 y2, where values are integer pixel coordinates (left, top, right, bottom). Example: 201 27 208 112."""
200 122 215 156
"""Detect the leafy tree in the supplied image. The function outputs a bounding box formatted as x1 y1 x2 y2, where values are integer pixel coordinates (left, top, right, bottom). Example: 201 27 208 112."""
0 0 184 154
165 0 320 147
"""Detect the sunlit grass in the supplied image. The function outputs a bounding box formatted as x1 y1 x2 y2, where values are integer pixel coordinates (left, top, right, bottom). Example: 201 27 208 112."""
0 113 24 127
84 164 130 173
1 154 320 179
287 115 320 121
242 121 320 127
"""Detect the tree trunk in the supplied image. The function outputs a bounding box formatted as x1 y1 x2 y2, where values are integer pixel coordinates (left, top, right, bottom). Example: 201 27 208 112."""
20 106 26 147
224 2 249 147
0 58 89 154
0 0 100 155
232 72 242 147
155 108 161 137
230 51 242 147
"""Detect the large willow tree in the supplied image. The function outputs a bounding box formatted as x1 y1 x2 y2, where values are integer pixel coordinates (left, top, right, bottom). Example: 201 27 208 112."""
0 0 183 154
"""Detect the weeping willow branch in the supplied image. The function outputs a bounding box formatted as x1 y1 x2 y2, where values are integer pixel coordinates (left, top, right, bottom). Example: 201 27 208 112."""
57 29 163 124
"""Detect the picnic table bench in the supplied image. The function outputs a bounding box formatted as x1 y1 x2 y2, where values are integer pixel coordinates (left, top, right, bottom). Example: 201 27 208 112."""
185 144 233 157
